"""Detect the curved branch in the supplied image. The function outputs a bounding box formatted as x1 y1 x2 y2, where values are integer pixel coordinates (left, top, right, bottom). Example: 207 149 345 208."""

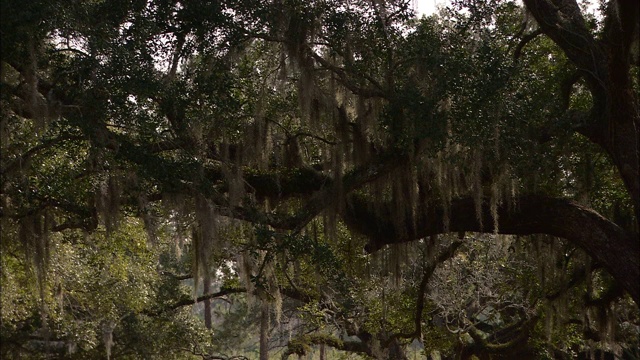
390 239 464 343
342 194 639 304
523 0 640 224
308 49 387 99
1 135 85 179
558 71 583 109
513 29 543 60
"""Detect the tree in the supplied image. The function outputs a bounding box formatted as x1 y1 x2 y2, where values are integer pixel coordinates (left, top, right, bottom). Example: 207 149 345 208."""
1 0 638 358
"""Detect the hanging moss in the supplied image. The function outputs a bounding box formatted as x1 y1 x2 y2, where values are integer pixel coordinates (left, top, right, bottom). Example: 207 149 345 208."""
192 196 217 303
95 175 122 235
102 320 116 360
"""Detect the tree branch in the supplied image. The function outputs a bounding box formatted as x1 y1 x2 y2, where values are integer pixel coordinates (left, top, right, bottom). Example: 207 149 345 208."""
343 194 639 304
523 0 639 225
466 315 538 353
281 333 371 359
513 29 543 60
1 135 85 179
522 0 605 89
390 239 464 343
145 287 246 316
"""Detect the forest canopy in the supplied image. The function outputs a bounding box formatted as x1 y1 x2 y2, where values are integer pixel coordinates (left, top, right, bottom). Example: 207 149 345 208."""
1 0 638 359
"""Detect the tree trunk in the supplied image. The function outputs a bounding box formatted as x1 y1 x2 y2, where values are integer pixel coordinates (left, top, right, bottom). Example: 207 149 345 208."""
259 301 270 360
522 0 640 230
387 338 408 360
203 278 212 329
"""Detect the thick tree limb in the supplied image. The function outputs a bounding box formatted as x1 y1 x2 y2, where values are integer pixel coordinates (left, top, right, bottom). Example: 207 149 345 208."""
522 0 605 88
523 0 640 230
246 148 404 232
342 194 640 304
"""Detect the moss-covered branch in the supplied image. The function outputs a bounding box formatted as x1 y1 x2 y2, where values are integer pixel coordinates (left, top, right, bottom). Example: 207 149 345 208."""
281 333 371 359
344 194 639 304
144 287 246 316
